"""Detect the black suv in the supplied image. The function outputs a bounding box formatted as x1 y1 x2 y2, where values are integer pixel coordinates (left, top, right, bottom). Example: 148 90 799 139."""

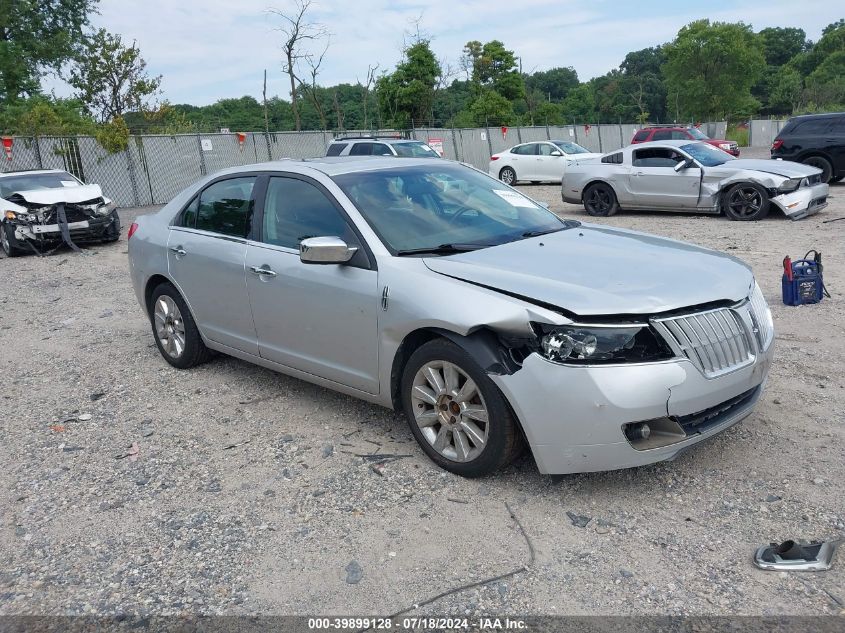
771 112 845 183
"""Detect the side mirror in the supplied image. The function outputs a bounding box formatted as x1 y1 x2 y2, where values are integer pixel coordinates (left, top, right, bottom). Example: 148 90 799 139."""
673 160 694 172
299 236 357 264
550 150 563 157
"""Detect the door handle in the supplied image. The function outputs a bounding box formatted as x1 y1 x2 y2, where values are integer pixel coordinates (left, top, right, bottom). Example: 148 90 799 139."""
169 246 186 256
632 172 644 177
250 265 277 277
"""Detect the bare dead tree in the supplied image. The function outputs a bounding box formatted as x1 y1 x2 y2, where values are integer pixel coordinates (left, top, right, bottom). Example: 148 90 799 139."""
269 0 328 131
333 90 344 131
296 41 329 130
359 63 378 129
629 77 650 125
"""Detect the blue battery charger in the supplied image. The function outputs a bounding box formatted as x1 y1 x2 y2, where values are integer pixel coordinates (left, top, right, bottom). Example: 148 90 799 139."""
782 250 828 306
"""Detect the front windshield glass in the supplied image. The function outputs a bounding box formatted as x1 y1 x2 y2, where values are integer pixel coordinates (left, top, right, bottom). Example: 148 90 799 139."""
551 141 590 154
332 164 568 253
680 142 735 166
687 128 709 140
392 142 440 158
0 172 80 197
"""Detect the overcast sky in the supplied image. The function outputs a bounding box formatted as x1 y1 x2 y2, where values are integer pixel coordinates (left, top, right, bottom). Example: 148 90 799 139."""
45 0 842 106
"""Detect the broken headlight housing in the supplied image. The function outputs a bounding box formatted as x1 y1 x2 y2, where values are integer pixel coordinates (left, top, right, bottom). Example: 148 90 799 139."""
777 178 805 194
534 324 674 365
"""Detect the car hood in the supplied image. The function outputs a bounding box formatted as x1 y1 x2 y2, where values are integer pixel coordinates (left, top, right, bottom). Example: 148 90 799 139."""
8 183 104 205
714 159 820 178
423 225 753 316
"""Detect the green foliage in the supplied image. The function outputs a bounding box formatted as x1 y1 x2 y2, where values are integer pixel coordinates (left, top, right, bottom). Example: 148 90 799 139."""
468 89 514 126
724 125 749 147
0 0 97 103
525 67 579 101
69 29 162 122
664 20 765 121
376 41 441 128
95 116 130 153
0 96 95 135
758 27 807 66
463 40 524 101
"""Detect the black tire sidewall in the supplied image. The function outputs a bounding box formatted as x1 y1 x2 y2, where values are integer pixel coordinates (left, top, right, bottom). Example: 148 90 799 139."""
400 339 517 478
500 167 516 184
104 209 121 242
149 282 210 369
583 183 618 217
724 182 770 221
1 222 23 257
804 156 833 183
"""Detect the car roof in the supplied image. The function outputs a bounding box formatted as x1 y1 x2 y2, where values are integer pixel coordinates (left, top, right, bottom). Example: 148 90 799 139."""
212 156 455 178
626 139 700 149
0 169 69 178
330 138 424 145
789 112 843 120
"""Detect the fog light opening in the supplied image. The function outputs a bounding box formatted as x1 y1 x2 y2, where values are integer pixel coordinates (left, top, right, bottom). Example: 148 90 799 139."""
625 422 651 442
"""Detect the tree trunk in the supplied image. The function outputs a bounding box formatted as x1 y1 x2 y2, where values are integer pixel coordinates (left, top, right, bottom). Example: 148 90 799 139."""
287 52 301 131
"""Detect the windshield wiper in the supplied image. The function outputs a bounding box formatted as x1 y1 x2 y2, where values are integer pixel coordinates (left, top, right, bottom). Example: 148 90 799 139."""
519 220 580 239
395 243 488 256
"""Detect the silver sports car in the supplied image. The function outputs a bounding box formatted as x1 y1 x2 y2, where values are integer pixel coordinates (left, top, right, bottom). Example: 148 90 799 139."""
128 157 773 477
562 140 828 220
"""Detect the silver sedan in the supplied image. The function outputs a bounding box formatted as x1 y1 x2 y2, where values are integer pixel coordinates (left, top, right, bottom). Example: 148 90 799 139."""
562 140 828 220
128 157 774 477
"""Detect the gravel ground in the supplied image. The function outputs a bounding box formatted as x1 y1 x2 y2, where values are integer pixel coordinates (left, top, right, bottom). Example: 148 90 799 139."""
1 147 844 618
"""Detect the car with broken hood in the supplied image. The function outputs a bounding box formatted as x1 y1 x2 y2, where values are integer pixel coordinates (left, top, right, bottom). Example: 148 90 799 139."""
1 169 120 256
562 140 828 221
128 157 774 477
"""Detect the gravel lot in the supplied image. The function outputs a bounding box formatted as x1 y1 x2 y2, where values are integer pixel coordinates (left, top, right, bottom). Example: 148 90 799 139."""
2 148 844 618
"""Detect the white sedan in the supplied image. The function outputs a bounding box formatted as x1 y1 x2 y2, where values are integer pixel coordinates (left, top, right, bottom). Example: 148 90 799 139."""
489 140 602 185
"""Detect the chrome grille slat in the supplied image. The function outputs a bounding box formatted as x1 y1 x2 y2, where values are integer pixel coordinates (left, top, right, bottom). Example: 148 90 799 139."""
654 307 754 378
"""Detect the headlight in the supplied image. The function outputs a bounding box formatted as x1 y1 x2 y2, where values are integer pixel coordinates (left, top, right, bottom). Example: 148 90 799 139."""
719 143 731 150
4 210 18 220
536 324 674 364
777 178 803 194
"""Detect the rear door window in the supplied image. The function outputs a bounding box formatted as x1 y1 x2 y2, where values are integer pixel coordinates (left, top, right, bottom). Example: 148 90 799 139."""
196 177 256 238
632 148 685 168
349 143 373 156
372 143 394 156
652 130 672 141
511 144 537 155
794 119 832 134
326 143 347 156
633 130 650 142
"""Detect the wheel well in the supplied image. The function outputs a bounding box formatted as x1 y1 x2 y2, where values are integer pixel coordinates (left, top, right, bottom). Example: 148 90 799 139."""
719 181 768 211
144 274 172 315
390 329 441 411
799 152 833 165
581 179 617 202
499 165 515 176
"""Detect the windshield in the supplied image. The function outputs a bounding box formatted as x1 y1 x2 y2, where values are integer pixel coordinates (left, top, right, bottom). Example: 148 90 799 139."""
332 164 569 254
687 128 709 140
0 172 80 198
681 142 735 166
551 141 590 155
392 142 440 158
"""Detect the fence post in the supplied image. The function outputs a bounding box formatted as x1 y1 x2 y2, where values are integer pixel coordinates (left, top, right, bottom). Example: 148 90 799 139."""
33 137 43 169
597 122 603 153
484 126 493 158
449 128 458 162
619 120 624 149
264 132 272 161
545 122 550 140
516 126 522 143
196 134 207 176
124 147 141 207
748 120 754 148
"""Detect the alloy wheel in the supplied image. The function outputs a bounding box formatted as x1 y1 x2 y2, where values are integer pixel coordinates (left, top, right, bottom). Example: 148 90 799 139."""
728 187 762 218
154 295 186 359
586 187 612 213
410 360 490 463
500 168 515 185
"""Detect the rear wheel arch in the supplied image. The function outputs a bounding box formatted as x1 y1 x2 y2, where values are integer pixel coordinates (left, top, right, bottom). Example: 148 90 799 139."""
580 179 620 202
144 274 175 315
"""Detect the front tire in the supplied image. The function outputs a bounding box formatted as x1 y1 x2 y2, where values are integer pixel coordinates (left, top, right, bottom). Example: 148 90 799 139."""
1 222 26 257
102 209 121 242
149 282 213 369
803 156 833 183
499 166 517 186
583 182 619 217
724 182 770 221
401 339 522 477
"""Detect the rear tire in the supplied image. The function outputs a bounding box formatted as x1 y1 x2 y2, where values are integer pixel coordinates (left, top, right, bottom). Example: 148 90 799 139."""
723 182 770 221
400 339 523 477
583 182 619 217
499 166 517 186
149 282 213 369
1 222 26 257
803 156 833 183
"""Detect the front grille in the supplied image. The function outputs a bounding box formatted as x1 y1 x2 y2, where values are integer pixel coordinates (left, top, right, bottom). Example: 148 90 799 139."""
653 307 753 377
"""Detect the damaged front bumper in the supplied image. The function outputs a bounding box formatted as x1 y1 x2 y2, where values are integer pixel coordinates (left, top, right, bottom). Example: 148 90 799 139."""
491 325 774 475
5 204 117 252
770 182 829 220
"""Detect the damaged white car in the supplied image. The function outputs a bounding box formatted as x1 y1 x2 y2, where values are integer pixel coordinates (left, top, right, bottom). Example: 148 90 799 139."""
562 140 828 221
0 169 120 256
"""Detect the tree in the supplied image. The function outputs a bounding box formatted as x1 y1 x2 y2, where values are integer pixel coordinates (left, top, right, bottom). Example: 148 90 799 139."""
822 19 845 37
271 0 328 131
0 96 95 135
462 40 523 100
376 40 441 128
68 29 161 123
525 67 579 101
758 27 807 66
0 0 97 103
468 89 514 126
663 20 765 120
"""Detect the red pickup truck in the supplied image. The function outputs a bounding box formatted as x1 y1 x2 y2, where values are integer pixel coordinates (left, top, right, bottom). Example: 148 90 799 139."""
631 126 740 156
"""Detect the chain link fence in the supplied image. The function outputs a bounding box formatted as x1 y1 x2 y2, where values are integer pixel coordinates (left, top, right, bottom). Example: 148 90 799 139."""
5 120 791 207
